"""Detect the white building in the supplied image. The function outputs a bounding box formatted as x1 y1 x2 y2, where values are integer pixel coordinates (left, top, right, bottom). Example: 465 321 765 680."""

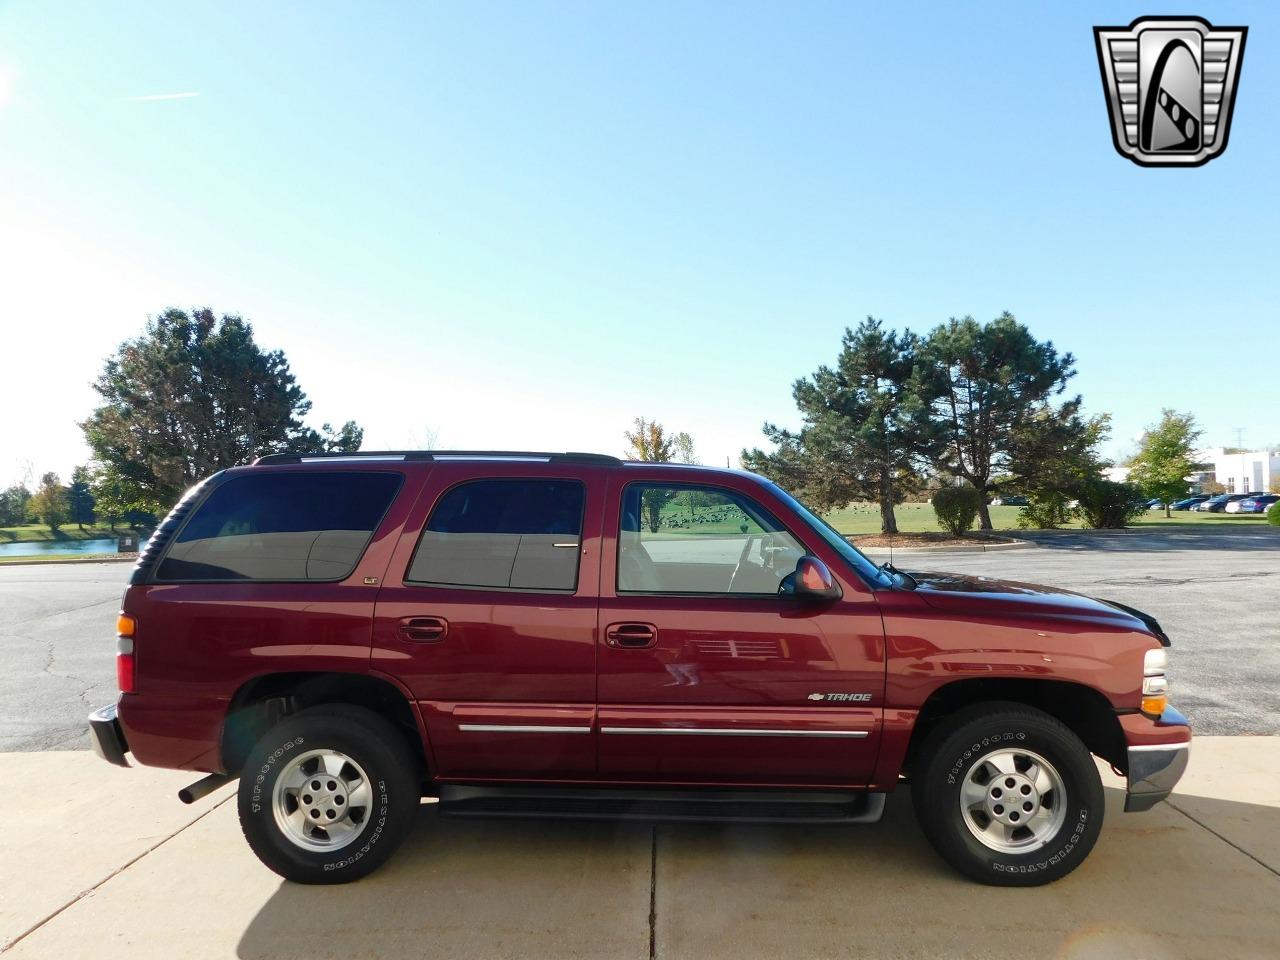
1102 465 1131 484
1199 448 1279 494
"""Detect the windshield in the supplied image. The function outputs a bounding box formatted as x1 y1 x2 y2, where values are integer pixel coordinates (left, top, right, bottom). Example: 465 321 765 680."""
766 483 892 588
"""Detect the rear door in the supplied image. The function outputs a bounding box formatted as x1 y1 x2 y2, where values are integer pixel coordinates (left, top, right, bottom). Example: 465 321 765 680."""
371 462 604 780
596 472 886 786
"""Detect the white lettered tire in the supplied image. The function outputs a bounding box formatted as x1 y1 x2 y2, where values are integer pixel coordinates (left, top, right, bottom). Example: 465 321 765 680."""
912 703 1105 886
237 704 421 883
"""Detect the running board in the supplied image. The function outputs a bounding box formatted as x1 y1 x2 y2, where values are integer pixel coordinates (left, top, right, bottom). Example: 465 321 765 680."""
438 785 886 824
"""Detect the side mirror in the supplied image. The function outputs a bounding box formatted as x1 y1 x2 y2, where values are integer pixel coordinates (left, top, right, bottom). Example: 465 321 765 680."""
779 555 842 601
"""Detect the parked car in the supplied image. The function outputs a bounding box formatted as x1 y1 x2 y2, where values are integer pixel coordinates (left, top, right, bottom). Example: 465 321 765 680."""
1144 499 1166 510
990 495 1028 506
1200 493 1261 513
1229 494 1279 514
89 451 1189 888
1170 496 1209 511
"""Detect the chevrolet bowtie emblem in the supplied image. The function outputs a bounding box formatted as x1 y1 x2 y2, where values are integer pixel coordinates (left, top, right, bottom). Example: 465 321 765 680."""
1094 16 1247 167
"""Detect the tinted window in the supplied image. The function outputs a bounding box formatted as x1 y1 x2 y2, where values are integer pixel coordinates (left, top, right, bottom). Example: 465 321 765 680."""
617 484 806 594
407 479 585 591
157 471 402 582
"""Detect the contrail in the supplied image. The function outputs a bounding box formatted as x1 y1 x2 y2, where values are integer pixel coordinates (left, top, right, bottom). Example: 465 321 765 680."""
123 92 201 102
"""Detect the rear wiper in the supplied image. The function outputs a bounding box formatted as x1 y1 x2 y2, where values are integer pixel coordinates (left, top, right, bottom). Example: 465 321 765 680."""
879 561 917 590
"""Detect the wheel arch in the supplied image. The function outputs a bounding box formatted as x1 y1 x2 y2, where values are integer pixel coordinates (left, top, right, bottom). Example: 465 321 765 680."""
901 677 1128 777
222 671 430 780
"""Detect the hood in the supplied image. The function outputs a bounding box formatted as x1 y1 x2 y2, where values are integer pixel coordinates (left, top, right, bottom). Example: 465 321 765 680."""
909 570 1153 632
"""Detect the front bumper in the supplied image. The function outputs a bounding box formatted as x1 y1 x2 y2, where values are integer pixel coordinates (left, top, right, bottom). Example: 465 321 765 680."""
88 702 130 767
1122 705 1191 812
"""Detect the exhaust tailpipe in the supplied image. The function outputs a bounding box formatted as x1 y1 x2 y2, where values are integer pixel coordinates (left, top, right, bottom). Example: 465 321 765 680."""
178 772 233 804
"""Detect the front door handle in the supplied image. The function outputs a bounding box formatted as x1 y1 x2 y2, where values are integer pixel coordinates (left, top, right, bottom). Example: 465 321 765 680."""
400 616 448 643
606 622 657 648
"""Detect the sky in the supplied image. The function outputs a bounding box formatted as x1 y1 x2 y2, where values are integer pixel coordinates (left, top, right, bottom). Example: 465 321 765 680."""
1 2 1277 490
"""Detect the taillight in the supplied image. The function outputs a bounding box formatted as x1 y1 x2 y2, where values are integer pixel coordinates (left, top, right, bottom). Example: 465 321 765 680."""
116 614 136 694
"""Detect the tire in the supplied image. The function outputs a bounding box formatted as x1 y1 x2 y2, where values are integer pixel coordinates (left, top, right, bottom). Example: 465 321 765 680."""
911 703 1104 886
237 704 422 884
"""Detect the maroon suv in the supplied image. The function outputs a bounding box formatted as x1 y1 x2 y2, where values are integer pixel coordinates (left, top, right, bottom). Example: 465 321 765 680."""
89 451 1190 885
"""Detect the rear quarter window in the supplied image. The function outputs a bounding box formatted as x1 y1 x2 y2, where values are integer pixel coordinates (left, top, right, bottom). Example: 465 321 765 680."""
155 471 402 582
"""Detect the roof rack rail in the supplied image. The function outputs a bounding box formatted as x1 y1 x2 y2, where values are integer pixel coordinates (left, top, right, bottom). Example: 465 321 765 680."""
252 450 623 466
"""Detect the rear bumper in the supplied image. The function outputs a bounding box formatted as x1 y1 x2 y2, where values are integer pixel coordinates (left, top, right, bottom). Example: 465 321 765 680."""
116 692 227 772
1121 705 1191 812
88 702 130 767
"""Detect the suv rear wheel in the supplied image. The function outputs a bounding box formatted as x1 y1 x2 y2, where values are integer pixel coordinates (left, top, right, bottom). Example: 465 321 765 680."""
912 704 1104 886
237 704 421 883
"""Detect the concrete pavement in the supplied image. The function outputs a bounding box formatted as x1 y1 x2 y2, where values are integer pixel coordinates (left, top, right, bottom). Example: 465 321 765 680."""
4 739 1278 959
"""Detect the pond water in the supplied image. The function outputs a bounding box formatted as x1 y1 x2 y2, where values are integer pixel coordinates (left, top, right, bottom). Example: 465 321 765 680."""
0 536 148 558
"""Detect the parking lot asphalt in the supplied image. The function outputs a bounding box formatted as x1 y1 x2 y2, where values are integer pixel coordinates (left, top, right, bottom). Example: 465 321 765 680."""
4 741 1278 960
886 525 1280 736
0 524 1276 751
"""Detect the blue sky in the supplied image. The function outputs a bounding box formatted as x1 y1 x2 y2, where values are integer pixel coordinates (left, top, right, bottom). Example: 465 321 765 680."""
1 2 1276 489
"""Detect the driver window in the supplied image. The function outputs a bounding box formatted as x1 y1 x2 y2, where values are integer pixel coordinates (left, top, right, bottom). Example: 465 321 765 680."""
617 484 806 594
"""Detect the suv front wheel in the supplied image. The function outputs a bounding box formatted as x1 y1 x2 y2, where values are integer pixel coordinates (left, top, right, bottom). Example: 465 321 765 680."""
912 704 1105 886
237 704 422 883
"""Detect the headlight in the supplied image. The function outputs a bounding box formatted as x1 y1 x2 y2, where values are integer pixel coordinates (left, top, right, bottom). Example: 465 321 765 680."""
1141 648 1168 716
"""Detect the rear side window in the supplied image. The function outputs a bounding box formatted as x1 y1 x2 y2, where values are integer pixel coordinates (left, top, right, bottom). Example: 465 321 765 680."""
407 479 584 591
156 472 402 582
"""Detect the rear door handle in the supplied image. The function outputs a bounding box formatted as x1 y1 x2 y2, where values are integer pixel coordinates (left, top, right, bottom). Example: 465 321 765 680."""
605 622 657 648
400 616 448 643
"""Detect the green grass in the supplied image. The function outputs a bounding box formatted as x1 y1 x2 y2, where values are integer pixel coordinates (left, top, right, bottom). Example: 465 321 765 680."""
0 551 125 564
823 503 1023 535
0 523 123 544
821 502 1271 536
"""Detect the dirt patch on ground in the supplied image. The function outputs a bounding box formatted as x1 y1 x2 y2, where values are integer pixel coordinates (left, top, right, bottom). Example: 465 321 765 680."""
849 531 1022 548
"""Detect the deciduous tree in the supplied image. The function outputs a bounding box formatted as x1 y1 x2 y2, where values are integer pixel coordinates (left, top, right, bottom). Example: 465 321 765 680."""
0 485 32 526
1128 410 1202 518
1012 411 1112 529
31 472 68 531
624 418 696 531
625 418 694 463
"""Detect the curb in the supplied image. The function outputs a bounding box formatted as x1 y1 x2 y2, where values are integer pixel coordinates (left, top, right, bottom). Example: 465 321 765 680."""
0 554 138 567
857 539 1035 555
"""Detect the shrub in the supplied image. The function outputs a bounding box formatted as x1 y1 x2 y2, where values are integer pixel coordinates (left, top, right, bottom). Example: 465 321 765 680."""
1268 501 1280 527
1076 478 1147 529
932 485 982 536
1017 491 1075 529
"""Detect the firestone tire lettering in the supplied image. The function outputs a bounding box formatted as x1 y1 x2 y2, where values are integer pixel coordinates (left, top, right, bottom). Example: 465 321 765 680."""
249 736 303 815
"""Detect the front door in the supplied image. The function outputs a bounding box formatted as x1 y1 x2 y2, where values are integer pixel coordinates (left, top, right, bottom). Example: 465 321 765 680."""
372 463 604 780
596 474 885 786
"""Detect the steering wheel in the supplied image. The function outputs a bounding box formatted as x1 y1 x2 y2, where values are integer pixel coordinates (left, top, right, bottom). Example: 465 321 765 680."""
727 535 761 593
